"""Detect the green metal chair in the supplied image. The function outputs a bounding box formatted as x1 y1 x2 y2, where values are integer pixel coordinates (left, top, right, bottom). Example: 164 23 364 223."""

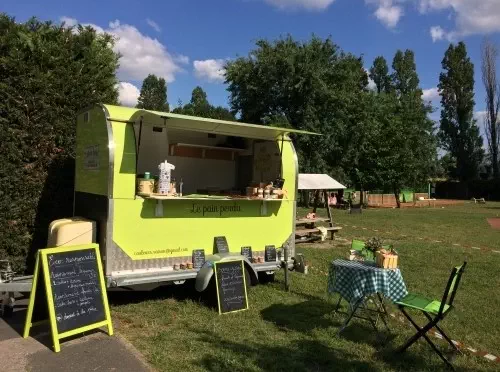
395 262 467 370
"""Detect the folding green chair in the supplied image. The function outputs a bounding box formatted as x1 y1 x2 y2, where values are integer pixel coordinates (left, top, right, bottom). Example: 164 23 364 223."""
351 239 374 261
351 239 391 261
395 262 467 369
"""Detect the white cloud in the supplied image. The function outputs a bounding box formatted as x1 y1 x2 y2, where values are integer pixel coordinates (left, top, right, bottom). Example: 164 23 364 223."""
430 25 446 42
375 0 403 28
60 17 185 83
146 18 161 33
193 59 226 83
474 111 487 123
117 82 140 107
364 68 377 91
60 16 78 27
420 0 500 40
263 0 335 11
175 55 190 65
422 87 440 101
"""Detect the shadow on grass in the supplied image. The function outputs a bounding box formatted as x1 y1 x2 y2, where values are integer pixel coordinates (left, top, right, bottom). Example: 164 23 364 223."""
107 280 207 307
195 328 380 372
261 300 342 333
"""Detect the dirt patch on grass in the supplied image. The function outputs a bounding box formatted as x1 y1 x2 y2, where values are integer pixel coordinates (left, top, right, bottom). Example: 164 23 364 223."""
487 218 500 230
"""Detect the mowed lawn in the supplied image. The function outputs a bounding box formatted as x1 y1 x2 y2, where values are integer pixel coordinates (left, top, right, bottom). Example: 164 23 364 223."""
111 202 500 372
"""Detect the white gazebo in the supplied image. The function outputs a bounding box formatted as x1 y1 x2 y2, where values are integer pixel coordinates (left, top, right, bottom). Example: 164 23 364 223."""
298 174 346 191
295 174 346 242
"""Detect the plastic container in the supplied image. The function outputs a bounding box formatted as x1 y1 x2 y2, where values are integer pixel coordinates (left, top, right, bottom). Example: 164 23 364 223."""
47 217 96 247
158 160 175 194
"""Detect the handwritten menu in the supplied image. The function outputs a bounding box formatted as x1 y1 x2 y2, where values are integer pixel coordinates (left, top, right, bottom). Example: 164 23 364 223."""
215 260 248 314
241 246 252 260
46 249 105 333
192 249 206 269
214 236 229 254
265 245 277 262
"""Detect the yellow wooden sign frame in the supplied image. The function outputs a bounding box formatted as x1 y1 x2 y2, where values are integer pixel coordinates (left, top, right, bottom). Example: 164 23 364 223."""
214 259 249 315
23 244 113 352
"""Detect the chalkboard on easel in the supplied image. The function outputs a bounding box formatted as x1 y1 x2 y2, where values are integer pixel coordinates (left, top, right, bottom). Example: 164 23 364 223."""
214 236 229 254
23 244 113 352
265 245 277 262
240 246 252 260
214 260 248 314
192 249 206 269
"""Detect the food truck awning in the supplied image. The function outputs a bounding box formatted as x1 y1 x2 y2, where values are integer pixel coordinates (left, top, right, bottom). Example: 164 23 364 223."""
298 174 346 190
129 109 320 140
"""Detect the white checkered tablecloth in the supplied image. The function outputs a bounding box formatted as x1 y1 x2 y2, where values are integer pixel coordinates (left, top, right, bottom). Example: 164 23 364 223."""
327 259 408 305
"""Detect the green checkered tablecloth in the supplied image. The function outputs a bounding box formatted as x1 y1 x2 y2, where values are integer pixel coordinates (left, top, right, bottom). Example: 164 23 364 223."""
327 259 408 305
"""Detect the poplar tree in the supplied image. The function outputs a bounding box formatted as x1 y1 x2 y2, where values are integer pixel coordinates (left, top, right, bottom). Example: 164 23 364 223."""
439 42 483 181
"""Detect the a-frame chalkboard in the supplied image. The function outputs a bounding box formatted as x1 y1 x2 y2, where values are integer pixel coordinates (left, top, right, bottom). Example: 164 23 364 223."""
214 260 248 314
23 244 113 352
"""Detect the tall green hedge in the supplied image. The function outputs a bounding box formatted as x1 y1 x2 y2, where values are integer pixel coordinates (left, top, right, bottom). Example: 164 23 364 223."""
0 15 119 273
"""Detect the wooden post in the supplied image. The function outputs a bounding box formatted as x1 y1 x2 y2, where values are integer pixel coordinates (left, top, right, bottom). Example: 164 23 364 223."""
324 190 334 228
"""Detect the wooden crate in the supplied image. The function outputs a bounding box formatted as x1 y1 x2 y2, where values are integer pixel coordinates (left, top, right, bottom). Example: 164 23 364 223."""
376 249 398 269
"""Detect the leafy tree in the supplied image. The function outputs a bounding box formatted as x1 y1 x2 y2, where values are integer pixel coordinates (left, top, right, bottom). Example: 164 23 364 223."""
438 42 484 181
173 86 235 120
481 38 500 178
225 35 368 178
375 50 437 207
136 74 169 111
369 56 392 93
0 14 119 272
436 153 457 179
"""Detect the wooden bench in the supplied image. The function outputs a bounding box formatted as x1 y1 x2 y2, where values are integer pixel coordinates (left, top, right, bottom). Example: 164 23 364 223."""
295 226 342 242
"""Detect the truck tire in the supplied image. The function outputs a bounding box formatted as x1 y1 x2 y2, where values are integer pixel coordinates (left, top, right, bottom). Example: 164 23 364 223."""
258 271 275 284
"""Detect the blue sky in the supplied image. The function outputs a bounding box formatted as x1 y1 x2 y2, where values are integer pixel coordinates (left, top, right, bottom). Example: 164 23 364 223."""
3 0 500 125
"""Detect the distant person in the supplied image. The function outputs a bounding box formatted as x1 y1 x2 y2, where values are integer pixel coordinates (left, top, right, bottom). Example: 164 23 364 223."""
328 192 337 207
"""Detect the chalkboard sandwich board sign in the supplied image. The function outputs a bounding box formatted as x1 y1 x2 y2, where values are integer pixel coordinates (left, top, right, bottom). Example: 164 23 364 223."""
214 260 248 314
192 249 206 269
240 246 252 260
23 244 113 352
265 245 277 262
214 236 229 254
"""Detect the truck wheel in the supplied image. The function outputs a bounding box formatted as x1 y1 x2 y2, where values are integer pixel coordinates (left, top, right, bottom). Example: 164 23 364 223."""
258 271 275 284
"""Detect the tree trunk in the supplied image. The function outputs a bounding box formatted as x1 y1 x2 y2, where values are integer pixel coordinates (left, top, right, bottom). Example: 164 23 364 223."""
312 190 320 213
359 186 364 208
490 110 499 178
394 188 401 208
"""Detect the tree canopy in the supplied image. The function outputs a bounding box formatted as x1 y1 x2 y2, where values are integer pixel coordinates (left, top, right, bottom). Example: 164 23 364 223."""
438 42 484 181
136 74 169 111
0 14 119 271
369 56 392 93
225 35 368 177
173 86 235 120
225 36 437 204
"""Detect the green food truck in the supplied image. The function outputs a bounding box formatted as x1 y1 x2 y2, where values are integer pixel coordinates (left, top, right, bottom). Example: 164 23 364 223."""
54 104 314 292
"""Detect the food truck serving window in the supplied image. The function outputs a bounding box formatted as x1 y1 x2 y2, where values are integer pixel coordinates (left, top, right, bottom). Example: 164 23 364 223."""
133 122 282 197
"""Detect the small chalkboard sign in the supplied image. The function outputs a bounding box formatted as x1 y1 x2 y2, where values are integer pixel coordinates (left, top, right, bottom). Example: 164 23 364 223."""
23 244 113 352
214 260 248 314
214 236 229 254
240 246 252 260
265 245 277 262
192 249 206 269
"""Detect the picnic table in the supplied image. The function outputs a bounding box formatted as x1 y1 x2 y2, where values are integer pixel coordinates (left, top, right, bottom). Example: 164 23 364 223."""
295 217 342 242
295 217 330 226
328 259 408 333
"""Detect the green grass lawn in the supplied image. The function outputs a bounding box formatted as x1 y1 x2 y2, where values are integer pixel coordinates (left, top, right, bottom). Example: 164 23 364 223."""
111 202 500 372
